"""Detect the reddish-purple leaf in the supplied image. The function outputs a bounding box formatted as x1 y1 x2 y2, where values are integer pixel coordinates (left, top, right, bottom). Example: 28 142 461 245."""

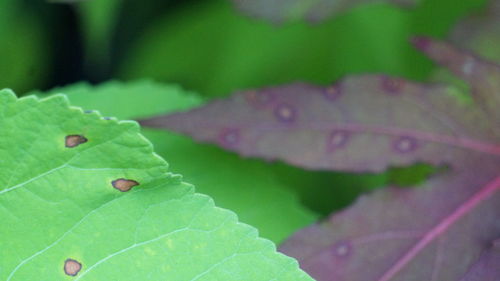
449 0 500 64
231 0 419 23
461 239 500 281
140 39 499 173
413 37 500 125
279 156 500 280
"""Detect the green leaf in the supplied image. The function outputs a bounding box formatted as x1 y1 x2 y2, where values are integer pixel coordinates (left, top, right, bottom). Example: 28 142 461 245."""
31 80 319 243
76 0 122 77
35 80 203 120
0 89 312 280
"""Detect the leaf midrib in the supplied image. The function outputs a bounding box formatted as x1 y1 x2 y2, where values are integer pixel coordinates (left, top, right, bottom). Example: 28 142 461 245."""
376 175 500 281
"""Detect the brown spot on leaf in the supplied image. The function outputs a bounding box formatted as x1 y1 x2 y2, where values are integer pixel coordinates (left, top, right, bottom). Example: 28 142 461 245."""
64 259 82 276
112 178 139 192
218 128 240 148
65 135 88 148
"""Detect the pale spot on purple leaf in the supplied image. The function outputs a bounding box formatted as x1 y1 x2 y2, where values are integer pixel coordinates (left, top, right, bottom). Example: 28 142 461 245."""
274 103 297 123
394 136 418 153
462 57 475 75
218 128 240 148
326 130 350 152
333 241 352 258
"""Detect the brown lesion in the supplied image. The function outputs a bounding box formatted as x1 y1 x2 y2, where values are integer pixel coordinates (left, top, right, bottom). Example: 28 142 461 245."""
65 135 88 148
64 259 82 276
112 178 139 192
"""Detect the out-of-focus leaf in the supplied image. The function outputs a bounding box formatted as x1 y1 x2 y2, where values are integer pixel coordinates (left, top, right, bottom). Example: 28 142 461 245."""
119 0 483 98
0 89 312 280
31 80 319 243
76 0 122 76
232 0 418 23
0 1 50 93
429 0 498 99
414 37 500 126
448 0 500 63
140 40 498 172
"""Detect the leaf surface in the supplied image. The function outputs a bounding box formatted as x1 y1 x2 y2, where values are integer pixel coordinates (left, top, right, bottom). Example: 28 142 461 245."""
448 0 500 63
461 239 500 281
413 37 500 124
0 90 312 280
31 80 319 243
140 46 498 172
279 156 500 280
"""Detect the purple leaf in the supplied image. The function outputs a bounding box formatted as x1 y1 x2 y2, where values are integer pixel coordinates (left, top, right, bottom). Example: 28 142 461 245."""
139 37 500 279
449 0 500 64
461 239 500 281
413 37 500 125
231 0 419 23
279 156 500 280
140 39 499 173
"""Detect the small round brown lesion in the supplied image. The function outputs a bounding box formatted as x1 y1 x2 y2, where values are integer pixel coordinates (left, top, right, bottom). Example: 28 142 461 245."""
112 178 140 192
64 258 82 276
65 135 88 148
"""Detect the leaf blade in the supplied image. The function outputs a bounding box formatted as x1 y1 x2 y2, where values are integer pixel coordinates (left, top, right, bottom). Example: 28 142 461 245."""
280 156 500 280
0 89 312 280
30 80 319 243
413 36 500 124
140 73 498 172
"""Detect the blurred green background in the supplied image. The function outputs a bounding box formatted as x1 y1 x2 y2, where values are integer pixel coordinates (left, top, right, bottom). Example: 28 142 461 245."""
2 0 489 240
4 0 486 95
